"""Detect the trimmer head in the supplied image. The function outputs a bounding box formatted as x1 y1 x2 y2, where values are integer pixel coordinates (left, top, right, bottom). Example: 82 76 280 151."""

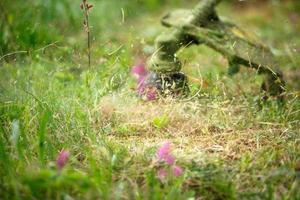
141 72 190 100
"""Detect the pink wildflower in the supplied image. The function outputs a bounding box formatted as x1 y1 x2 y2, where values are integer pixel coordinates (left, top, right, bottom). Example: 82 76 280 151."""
165 154 175 165
157 142 176 165
131 60 158 101
131 61 147 80
144 87 157 101
157 168 168 181
157 142 171 159
173 165 183 177
57 150 70 170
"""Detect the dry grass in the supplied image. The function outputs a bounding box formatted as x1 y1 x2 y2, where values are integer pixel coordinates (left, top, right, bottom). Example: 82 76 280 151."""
93 92 294 162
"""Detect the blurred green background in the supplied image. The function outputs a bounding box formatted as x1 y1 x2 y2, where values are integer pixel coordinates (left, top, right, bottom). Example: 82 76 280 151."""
1 0 299 55
0 0 175 55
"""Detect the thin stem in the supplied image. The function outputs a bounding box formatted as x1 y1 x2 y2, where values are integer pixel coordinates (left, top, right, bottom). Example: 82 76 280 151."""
83 3 91 68
86 12 91 68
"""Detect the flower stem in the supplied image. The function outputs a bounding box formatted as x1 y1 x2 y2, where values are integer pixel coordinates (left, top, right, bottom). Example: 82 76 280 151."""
83 1 91 68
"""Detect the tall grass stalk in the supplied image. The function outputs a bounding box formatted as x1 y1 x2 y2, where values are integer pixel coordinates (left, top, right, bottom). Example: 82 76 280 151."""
81 0 93 68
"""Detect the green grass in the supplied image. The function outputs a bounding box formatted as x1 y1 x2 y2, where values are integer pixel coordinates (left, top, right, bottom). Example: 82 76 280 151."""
1 1 300 199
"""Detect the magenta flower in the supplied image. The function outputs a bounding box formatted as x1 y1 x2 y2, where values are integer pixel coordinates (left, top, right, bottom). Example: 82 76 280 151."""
155 142 184 182
157 168 168 181
138 85 158 101
131 60 158 101
157 142 176 165
56 150 70 170
165 154 175 165
173 165 183 177
131 61 147 81
145 87 157 101
157 142 171 159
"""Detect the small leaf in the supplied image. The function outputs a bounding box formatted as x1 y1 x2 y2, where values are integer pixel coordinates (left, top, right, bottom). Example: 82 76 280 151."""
152 115 169 129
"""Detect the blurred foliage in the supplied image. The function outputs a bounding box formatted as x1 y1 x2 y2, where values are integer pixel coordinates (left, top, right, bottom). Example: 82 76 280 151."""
0 0 176 55
0 0 77 54
1 0 299 55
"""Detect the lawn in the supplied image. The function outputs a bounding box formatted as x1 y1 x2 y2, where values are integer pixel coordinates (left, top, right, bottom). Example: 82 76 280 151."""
0 0 300 199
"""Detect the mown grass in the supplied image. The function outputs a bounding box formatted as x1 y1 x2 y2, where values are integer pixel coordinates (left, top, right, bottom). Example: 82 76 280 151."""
1 1 300 199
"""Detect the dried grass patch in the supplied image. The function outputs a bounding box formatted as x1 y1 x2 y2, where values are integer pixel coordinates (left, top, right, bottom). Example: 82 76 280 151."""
92 93 288 161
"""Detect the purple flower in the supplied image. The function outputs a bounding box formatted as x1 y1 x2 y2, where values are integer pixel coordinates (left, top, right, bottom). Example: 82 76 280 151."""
157 142 176 165
165 154 175 165
155 142 184 181
157 168 168 181
131 62 147 80
144 87 157 101
131 61 158 101
157 142 171 160
57 150 70 170
173 165 183 177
